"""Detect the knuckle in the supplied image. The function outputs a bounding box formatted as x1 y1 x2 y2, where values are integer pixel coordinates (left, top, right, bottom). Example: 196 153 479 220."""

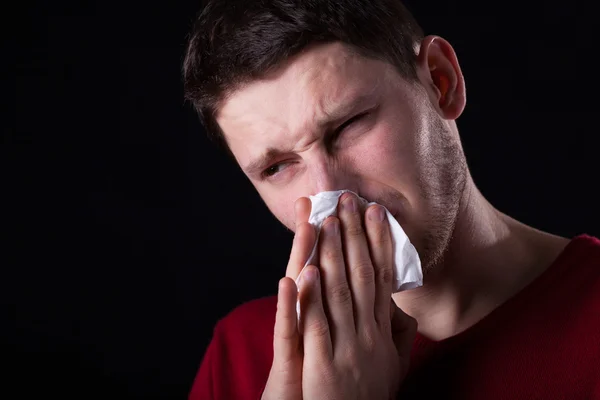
306 318 330 338
318 363 339 386
361 326 378 350
345 222 365 237
322 245 342 264
352 262 375 284
338 342 359 364
274 325 295 341
328 282 353 305
376 265 394 286
273 358 297 380
371 227 390 245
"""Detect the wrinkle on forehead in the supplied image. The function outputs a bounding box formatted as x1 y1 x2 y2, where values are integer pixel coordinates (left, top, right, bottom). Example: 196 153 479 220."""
217 42 394 166
298 45 385 117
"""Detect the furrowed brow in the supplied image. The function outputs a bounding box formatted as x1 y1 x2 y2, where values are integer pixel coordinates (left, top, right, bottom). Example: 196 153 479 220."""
243 90 379 176
243 147 282 176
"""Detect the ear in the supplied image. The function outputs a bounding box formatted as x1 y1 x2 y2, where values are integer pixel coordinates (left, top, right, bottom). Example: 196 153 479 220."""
415 35 466 120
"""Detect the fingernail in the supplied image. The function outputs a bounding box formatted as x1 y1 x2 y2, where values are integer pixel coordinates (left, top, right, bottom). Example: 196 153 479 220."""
324 219 338 235
368 205 385 222
304 267 318 283
342 196 357 213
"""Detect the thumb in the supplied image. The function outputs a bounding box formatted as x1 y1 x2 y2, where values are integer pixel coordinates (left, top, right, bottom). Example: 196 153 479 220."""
390 300 417 359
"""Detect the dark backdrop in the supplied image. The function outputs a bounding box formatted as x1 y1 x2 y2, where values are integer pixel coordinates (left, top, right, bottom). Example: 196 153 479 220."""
6 0 599 398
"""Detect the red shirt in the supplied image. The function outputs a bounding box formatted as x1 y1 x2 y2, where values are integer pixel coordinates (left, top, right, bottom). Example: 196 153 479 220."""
190 234 600 399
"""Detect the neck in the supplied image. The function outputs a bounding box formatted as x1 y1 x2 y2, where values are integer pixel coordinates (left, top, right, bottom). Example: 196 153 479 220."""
393 177 569 341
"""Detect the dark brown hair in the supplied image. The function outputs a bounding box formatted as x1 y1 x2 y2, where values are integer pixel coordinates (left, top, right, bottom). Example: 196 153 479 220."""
182 0 424 154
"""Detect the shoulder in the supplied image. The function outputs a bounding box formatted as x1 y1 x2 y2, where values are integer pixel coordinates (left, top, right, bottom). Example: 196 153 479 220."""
550 234 600 300
189 296 277 400
559 234 600 271
568 233 600 254
220 296 277 326
214 295 278 346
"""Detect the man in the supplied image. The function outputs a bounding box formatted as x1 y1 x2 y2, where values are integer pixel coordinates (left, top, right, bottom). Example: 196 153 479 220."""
182 0 600 398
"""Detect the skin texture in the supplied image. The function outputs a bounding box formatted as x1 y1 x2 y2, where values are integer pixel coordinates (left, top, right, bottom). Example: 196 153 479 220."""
220 38 466 272
216 36 570 399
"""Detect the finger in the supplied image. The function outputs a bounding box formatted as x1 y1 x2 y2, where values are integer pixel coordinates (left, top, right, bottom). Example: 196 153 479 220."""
318 216 356 344
273 278 302 366
286 221 316 280
338 192 376 326
266 278 303 398
299 265 333 362
286 197 315 280
391 303 417 360
365 204 394 330
294 196 312 227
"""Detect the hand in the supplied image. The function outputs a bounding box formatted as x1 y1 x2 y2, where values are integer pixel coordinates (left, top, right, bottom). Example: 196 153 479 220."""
298 192 416 400
261 198 316 400
262 193 416 400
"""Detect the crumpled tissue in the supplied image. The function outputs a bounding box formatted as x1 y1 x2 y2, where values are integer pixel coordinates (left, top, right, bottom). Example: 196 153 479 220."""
295 190 423 318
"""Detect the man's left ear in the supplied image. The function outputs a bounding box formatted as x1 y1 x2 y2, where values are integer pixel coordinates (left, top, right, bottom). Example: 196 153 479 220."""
415 35 466 120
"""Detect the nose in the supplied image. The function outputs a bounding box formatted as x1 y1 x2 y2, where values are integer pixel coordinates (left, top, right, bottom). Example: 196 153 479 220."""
309 156 356 195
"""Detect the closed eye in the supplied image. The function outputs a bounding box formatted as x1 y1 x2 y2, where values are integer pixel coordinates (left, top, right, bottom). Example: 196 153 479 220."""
261 111 372 180
334 111 370 135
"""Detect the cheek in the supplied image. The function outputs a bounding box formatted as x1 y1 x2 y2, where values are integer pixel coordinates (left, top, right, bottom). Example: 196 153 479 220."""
257 187 297 231
353 125 417 184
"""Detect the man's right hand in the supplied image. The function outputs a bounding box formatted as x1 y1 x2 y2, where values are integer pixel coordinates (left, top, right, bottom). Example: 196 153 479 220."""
261 198 315 400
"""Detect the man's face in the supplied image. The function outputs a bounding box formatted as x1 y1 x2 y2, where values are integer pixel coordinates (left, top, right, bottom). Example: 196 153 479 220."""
217 42 467 270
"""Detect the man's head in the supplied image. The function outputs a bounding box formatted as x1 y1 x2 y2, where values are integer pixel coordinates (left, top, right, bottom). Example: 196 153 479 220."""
183 0 469 271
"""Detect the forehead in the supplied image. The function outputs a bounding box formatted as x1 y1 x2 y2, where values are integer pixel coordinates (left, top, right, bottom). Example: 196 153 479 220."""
216 42 393 169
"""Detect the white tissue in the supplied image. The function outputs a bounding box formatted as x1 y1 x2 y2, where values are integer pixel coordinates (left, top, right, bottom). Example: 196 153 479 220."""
295 190 422 317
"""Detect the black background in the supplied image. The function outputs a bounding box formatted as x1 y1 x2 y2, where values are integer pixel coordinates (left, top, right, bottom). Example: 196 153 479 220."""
6 0 599 398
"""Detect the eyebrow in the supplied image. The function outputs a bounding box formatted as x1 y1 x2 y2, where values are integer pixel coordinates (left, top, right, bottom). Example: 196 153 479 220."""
318 92 376 126
243 92 378 176
244 147 283 177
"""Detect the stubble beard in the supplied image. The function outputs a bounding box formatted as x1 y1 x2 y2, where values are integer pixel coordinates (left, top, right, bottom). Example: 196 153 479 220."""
416 114 468 275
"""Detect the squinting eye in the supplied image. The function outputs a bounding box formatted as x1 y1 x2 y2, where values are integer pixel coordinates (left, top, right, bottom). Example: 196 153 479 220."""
263 163 283 178
335 112 369 135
